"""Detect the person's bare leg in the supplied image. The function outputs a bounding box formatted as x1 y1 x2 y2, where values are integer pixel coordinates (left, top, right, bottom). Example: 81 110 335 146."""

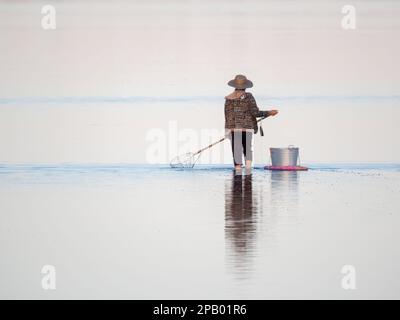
245 160 252 170
244 131 253 171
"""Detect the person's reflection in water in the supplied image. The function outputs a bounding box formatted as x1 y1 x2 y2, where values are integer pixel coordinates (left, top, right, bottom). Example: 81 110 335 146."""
225 169 300 280
224 169 259 279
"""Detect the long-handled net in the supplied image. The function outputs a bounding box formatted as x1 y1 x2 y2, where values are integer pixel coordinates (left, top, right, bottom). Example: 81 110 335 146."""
170 117 267 169
169 152 201 169
170 137 226 168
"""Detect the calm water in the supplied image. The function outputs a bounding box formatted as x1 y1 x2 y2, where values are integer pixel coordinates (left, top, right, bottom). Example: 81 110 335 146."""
0 163 399 299
1 0 400 300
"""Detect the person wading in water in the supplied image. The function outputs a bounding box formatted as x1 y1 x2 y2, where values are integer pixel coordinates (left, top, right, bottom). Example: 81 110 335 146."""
225 74 278 170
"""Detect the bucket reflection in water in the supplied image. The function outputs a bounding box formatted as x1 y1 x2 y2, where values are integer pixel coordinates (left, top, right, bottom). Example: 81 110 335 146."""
270 171 299 203
269 171 300 226
263 170 301 263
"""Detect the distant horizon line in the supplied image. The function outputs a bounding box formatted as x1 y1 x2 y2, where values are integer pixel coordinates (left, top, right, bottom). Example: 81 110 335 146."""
1 95 400 104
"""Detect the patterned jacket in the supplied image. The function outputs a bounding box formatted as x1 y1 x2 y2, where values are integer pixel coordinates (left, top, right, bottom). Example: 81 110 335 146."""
224 91 269 132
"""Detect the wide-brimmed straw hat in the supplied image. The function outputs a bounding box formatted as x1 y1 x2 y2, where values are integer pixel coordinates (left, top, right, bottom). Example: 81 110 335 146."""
227 74 253 89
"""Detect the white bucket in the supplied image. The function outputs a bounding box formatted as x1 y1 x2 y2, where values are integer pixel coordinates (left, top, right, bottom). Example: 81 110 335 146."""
270 145 299 166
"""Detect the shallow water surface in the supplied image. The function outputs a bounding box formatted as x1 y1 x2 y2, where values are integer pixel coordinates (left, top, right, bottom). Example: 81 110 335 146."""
0 164 399 299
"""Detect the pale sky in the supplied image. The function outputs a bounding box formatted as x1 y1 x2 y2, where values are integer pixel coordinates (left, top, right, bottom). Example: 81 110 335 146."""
0 0 399 163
